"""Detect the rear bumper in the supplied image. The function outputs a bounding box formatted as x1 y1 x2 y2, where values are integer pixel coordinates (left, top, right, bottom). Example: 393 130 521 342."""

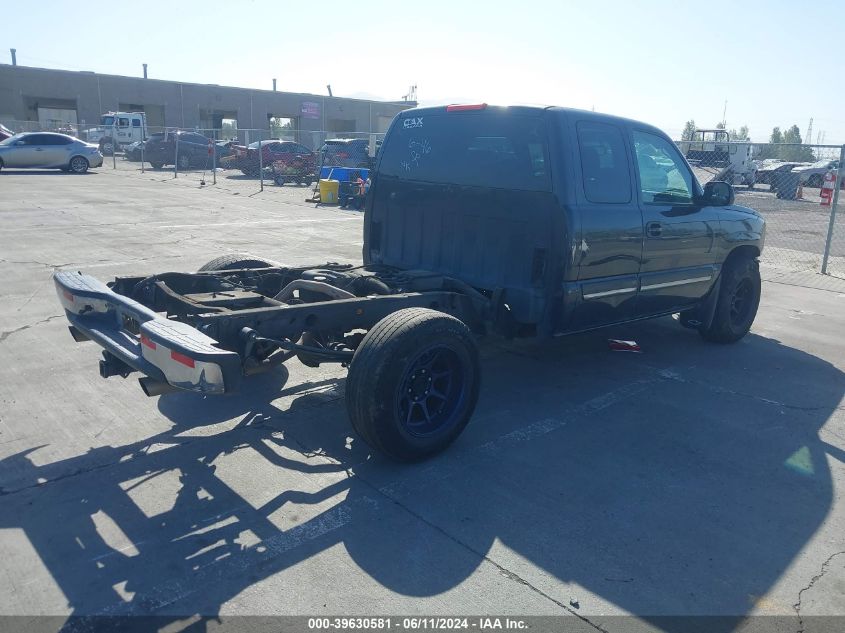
53 271 242 394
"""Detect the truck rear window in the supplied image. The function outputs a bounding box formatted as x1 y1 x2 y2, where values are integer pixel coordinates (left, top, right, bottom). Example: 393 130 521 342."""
379 112 550 192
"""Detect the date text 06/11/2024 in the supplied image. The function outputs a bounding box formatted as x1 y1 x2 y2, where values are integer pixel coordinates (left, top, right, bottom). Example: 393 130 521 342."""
307 617 529 630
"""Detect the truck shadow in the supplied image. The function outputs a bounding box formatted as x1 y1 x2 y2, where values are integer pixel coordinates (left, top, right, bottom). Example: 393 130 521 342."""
0 318 841 632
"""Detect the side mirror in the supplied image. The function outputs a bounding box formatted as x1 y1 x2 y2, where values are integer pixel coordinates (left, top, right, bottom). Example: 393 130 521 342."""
703 180 735 206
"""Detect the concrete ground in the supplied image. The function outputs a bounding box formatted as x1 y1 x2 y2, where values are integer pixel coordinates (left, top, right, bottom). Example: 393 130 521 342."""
1 165 845 632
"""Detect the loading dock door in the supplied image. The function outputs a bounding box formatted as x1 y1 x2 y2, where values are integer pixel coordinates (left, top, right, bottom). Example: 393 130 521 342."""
37 107 78 131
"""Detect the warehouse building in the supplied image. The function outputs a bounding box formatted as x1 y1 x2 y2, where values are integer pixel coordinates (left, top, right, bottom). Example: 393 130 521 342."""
0 63 415 145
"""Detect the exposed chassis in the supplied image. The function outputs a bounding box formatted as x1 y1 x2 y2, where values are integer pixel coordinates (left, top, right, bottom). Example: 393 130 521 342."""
53 262 488 398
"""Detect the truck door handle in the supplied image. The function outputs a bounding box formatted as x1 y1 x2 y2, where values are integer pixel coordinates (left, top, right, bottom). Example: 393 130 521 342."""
646 222 662 237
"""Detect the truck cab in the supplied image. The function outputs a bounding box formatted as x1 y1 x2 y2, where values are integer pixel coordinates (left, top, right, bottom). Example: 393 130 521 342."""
85 112 148 155
367 105 764 338
683 128 756 188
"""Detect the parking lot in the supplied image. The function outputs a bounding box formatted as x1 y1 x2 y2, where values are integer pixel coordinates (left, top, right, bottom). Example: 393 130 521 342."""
1 166 845 631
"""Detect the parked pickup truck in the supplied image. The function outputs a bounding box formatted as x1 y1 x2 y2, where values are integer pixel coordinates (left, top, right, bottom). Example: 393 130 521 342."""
53 104 765 462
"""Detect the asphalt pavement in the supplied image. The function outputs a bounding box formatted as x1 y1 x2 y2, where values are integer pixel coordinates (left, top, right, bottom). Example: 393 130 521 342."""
1 165 844 633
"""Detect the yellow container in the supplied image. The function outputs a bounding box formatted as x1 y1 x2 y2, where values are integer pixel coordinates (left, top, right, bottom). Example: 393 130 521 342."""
319 179 340 204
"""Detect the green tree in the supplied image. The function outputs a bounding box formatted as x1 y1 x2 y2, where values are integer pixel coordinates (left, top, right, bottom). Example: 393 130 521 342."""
728 125 749 141
756 127 783 160
778 125 815 161
681 120 697 141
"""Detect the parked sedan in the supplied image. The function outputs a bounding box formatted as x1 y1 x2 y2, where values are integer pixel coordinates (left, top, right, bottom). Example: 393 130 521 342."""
145 131 217 170
0 132 103 173
124 139 147 161
754 160 805 186
792 159 840 187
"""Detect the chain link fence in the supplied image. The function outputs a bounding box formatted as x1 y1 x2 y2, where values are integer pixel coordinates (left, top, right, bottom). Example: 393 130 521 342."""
1 116 385 195
2 115 844 280
675 136 845 279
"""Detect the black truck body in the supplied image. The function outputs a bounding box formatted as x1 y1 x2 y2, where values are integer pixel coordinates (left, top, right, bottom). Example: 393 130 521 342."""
54 104 765 461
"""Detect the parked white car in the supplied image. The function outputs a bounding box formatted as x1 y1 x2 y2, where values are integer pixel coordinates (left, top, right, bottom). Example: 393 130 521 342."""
792 160 840 187
0 132 103 173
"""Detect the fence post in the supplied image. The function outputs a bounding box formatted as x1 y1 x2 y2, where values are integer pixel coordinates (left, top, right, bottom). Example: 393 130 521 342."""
111 119 117 170
821 144 845 275
212 136 217 185
174 131 179 179
140 133 145 174
258 132 264 192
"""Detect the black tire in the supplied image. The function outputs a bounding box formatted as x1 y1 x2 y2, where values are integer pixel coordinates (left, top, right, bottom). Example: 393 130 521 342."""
345 308 481 462
699 255 761 344
99 139 115 156
69 156 89 174
150 161 164 170
273 174 285 186
177 154 191 170
807 174 823 188
197 253 281 272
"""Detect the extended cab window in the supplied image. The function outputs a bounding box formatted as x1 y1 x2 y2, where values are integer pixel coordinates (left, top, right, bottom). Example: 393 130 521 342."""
379 112 550 191
633 131 694 204
576 121 631 203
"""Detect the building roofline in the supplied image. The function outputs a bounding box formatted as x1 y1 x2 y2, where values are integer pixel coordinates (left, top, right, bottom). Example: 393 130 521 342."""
0 63 417 107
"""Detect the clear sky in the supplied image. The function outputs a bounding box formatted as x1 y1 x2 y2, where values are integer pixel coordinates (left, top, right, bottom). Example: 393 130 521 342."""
3 0 842 143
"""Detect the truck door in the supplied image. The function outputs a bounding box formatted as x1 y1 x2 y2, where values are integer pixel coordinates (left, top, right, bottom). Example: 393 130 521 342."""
115 117 131 145
568 119 643 330
632 129 720 315
131 116 143 142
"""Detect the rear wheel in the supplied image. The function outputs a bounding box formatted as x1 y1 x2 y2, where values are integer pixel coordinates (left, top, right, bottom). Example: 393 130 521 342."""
346 308 480 462
100 139 115 156
699 255 760 344
150 161 164 169
69 156 89 174
177 154 191 170
197 253 281 272
273 174 285 186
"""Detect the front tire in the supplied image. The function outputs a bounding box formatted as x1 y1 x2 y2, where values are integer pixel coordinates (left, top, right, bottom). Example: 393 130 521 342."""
699 255 761 343
69 156 89 174
150 161 164 169
346 308 481 462
177 154 191 170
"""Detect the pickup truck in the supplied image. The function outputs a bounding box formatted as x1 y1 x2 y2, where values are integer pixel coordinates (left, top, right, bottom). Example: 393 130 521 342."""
53 104 765 462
